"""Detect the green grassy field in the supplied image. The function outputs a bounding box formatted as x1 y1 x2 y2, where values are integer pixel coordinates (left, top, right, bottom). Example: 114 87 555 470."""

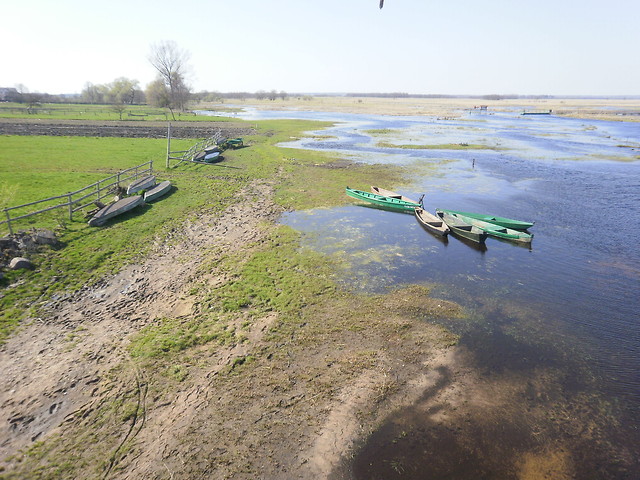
0 102 237 122
0 118 409 343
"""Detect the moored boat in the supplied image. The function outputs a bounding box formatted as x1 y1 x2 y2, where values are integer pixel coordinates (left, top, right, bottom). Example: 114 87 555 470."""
126 175 156 195
371 186 420 204
436 210 487 243
345 187 421 212
143 180 172 202
415 207 449 237
439 210 533 244
88 195 144 227
436 209 534 231
203 151 222 163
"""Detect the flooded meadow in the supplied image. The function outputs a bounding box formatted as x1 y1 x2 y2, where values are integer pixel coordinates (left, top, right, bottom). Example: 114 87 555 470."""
233 106 640 478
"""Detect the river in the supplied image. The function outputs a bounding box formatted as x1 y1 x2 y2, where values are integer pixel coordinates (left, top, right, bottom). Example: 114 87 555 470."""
222 106 640 479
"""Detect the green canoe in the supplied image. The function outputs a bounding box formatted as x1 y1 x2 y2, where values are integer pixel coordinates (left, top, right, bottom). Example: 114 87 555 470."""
436 209 534 231
436 210 488 243
437 210 533 244
346 187 420 212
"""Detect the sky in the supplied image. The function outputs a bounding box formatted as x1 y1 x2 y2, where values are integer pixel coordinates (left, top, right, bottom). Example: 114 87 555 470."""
2 0 639 96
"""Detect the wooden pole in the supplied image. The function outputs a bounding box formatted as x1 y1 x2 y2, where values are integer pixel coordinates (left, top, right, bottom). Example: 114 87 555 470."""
68 193 73 220
4 208 12 235
166 122 172 169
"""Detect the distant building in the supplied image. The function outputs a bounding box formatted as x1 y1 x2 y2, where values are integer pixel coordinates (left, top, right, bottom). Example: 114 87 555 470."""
0 87 19 101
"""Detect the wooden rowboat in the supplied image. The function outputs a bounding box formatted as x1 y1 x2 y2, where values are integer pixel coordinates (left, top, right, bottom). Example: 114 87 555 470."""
436 210 487 243
346 187 420 212
438 210 533 244
415 207 449 237
88 195 144 227
126 175 156 195
144 180 172 202
371 186 420 204
436 209 534 231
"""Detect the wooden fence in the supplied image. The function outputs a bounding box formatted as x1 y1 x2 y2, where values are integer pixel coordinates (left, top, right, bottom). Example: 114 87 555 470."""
1 161 153 235
165 124 224 168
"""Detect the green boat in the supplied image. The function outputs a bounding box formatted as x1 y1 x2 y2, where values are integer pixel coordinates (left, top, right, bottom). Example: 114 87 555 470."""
437 210 533 244
436 209 534 231
345 187 420 212
436 210 488 243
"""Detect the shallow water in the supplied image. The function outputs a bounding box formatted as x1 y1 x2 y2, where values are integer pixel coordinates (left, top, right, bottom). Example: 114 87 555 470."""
231 107 640 478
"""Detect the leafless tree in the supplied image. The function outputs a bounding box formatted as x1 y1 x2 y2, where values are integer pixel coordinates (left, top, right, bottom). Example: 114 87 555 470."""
148 40 191 118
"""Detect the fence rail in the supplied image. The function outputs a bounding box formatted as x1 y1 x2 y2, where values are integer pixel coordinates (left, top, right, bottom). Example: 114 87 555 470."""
1 161 152 235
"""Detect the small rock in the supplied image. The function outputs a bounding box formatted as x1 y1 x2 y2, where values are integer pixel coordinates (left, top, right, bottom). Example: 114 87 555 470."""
32 229 59 246
9 257 34 270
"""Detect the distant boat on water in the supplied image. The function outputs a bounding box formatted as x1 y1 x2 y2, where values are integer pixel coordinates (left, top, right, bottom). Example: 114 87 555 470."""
521 110 552 115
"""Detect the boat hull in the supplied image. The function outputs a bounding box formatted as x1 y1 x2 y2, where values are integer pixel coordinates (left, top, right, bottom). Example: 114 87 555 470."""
370 186 419 204
88 195 144 227
144 180 172 202
415 207 449 237
346 187 420 212
440 211 533 244
436 209 533 231
127 175 156 195
436 211 487 243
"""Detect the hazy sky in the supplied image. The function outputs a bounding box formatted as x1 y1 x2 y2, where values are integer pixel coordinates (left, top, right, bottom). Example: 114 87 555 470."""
2 0 638 96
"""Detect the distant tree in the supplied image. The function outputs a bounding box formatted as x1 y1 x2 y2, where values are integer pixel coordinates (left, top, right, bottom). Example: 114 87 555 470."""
108 77 139 105
255 90 267 100
12 84 27 103
80 82 109 103
267 90 278 101
279 90 288 100
145 78 171 109
110 102 127 120
24 93 43 113
148 40 192 118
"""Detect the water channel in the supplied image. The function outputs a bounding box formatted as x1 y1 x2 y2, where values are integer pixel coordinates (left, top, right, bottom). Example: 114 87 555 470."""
224 107 640 478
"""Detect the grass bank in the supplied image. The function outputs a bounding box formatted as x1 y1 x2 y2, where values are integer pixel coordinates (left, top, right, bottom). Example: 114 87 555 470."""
0 102 236 122
0 118 410 343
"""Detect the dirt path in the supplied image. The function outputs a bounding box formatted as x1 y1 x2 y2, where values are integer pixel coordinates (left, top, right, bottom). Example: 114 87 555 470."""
0 179 280 468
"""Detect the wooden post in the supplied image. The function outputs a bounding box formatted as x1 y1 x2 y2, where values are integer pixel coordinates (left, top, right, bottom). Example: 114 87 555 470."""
68 193 73 221
166 122 172 168
4 208 12 235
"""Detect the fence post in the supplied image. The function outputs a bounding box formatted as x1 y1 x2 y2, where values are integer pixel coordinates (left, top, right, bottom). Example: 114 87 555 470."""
166 122 172 169
68 193 73 221
4 208 12 235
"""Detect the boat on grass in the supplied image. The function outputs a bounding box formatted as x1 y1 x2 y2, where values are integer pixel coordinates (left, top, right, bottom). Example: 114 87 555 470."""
144 180 172 202
370 186 420 204
88 195 144 227
436 209 534 231
436 210 487 243
437 210 533 244
126 175 156 195
415 207 450 237
345 187 421 212
222 138 244 149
